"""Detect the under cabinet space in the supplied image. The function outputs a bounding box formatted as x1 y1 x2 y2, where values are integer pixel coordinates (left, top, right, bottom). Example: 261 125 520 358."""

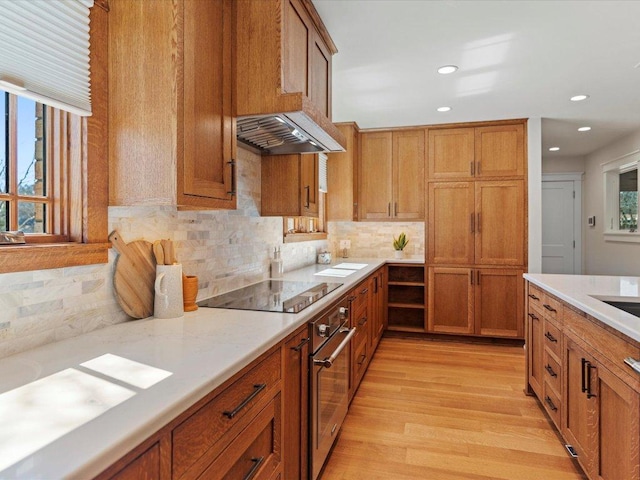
387 264 425 284
387 307 425 332
388 284 424 306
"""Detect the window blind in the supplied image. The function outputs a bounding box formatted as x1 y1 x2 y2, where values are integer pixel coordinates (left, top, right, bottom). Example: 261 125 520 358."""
0 0 94 116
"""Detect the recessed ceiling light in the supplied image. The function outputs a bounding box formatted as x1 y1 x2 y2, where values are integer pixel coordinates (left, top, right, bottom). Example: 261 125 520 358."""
437 65 458 75
578 126 591 132
549 147 560 152
570 94 589 102
437 106 451 112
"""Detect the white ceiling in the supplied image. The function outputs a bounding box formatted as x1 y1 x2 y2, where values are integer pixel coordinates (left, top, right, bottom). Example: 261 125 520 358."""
312 0 640 159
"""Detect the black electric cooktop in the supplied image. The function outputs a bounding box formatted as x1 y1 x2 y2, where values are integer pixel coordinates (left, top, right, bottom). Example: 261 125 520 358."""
197 280 343 313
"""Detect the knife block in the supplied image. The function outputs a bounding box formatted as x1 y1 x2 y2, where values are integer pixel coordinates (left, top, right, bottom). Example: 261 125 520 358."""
183 275 198 312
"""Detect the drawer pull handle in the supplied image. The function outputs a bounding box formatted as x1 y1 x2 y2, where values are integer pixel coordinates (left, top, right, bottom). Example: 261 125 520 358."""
528 293 540 300
527 312 539 321
226 160 237 196
358 316 367 326
543 304 557 313
545 364 557 377
544 395 558 412
360 287 369 295
544 332 558 343
586 363 597 399
242 456 265 480
357 353 366 365
290 337 310 352
223 383 267 419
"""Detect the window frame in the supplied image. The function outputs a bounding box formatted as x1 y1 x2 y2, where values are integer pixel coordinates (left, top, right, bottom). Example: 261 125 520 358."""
603 149 640 243
0 3 109 273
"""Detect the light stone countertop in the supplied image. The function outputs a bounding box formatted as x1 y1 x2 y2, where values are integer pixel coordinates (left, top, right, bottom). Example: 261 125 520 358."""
524 273 640 343
0 258 424 479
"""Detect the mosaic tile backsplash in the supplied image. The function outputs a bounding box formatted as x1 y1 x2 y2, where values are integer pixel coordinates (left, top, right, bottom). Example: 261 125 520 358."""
327 221 425 259
0 148 327 359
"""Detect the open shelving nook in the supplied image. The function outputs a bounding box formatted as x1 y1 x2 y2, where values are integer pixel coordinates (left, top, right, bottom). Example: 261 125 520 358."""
386 263 426 332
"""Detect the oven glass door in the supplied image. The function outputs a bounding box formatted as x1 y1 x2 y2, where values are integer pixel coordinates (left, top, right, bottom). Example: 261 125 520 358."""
311 327 352 480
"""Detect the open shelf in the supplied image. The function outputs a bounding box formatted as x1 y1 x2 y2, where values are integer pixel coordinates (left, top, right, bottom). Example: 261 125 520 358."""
386 264 426 332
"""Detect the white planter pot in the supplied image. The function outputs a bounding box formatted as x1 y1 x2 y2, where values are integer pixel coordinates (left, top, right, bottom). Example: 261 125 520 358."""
394 250 404 259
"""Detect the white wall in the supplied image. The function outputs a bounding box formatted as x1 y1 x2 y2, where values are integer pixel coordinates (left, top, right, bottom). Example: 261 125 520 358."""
583 129 640 275
542 155 585 174
528 118 542 273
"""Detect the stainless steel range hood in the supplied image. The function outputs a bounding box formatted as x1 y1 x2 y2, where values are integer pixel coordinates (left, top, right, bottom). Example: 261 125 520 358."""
237 112 346 155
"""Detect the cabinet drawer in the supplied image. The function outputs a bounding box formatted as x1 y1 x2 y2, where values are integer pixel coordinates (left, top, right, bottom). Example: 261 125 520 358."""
543 350 561 395
527 284 545 311
540 293 562 324
350 282 369 314
199 393 281 480
352 332 368 386
543 320 561 360
542 381 561 429
172 350 281 479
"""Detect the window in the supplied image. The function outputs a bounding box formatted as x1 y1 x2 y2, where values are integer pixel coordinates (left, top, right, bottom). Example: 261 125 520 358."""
603 150 640 242
0 4 109 273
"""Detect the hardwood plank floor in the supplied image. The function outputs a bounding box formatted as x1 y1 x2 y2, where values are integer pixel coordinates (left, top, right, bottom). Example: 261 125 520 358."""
320 336 587 480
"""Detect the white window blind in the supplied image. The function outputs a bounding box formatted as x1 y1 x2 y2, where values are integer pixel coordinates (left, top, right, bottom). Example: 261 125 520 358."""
319 153 328 193
0 0 94 116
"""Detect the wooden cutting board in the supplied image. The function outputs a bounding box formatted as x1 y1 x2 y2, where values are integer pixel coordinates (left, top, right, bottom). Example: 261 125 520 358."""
109 230 156 319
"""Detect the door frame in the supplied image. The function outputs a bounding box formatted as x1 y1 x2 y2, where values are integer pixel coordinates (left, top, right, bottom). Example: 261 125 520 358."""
541 172 583 274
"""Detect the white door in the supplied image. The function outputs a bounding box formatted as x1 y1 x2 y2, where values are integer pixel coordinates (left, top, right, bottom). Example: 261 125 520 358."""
542 180 578 274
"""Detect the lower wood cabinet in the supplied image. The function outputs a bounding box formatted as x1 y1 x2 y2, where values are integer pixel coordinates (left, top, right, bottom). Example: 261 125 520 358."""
428 267 523 337
108 443 163 480
525 281 640 480
386 264 425 332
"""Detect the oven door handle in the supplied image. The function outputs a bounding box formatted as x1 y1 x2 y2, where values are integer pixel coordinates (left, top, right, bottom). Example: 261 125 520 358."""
313 327 356 368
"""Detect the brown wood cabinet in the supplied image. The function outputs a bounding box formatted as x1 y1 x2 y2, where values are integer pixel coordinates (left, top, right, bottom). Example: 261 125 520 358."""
428 267 523 337
109 0 236 210
261 153 319 217
370 267 387 350
359 130 425 221
235 0 345 148
349 279 371 399
428 180 525 266
283 327 309 480
428 123 525 179
386 264 426 332
525 281 640 480
327 122 359 221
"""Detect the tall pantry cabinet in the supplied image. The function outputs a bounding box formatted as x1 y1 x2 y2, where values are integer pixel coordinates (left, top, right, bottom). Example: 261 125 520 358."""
426 121 527 338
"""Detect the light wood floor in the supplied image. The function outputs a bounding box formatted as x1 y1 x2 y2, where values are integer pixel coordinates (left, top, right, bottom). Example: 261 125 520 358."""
320 336 587 480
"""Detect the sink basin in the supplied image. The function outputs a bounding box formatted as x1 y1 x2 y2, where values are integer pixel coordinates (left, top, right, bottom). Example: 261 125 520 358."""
601 301 640 318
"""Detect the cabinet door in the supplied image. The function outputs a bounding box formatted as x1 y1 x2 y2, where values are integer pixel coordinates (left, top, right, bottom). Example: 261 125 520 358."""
393 130 425 220
181 0 236 208
300 154 319 216
474 269 523 337
107 443 161 480
309 30 331 118
283 328 309 480
475 124 524 178
428 127 475 179
327 123 358 221
475 180 525 265
527 305 544 398
283 0 309 96
427 267 473 334
427 182 474 264
261 154 301 216
359 132 393 220
595 365 640 480
563 338 598 478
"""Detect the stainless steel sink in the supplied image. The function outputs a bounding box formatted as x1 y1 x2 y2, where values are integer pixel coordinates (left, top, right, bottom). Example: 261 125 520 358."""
601 300 640 318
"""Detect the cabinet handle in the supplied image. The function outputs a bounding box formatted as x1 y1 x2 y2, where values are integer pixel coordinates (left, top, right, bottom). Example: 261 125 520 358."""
581 358 588 393
360 287 369 295
242 456 265 480
222 383 266 419
586 363 597 398
545 364 557 378
470 213 475 233
348 295 357 302
477 212 481 233
290 337 310 352
527 312 539 321
388 203 391 216
544 395 558 412
543 304 557 313
304 185 310 208
394 202 397 216
374 276 378 293
357 353 367 366
470 161 475 176
470 270 474 285
528 293 540 300
544 331 558 343
358 315 367 326
226 159 237 196
476 270 480 285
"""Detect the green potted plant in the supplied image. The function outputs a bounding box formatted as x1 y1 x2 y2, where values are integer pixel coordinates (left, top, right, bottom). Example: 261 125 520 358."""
393 232 409 258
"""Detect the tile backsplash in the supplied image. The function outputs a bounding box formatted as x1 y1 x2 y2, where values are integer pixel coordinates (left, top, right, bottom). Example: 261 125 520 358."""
327 221 425 259
0 147 326 359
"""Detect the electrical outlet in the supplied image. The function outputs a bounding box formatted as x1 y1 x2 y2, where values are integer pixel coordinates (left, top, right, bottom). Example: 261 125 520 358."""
339 240 351 249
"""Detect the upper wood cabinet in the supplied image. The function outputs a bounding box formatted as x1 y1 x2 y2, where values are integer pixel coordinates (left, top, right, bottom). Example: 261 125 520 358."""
236 0 345 148
109 0 236 210
359 129 425 221
262 154 319 217
327 123 359 221
428 123 525 179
